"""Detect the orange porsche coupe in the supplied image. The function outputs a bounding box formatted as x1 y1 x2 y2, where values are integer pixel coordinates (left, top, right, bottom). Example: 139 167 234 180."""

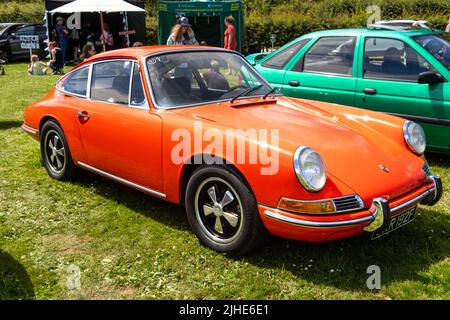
22 46 443 255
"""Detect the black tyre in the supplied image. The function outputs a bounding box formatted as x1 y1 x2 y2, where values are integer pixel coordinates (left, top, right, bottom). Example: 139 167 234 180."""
185 165 268 256
40 120 77 180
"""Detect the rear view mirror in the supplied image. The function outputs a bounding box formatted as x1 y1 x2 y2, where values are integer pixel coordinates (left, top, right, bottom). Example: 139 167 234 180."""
418 71 444 85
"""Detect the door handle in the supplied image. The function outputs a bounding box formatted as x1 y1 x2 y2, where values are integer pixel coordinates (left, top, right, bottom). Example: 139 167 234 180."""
363 88 377 95
289 80 300 87
77 111 90 119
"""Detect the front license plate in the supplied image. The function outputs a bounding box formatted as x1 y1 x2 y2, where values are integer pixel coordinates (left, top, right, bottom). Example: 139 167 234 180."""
371 206 417 240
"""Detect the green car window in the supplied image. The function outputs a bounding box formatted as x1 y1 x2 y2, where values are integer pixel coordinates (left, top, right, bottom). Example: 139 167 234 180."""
364 37 436 82
261 38 310 69
302 36 356 76
414 33 450 71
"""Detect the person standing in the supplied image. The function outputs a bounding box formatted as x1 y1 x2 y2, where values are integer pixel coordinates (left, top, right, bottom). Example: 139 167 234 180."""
224 15 237 51
224 15 237 75
446 16 450 33
55 17 69 65
101 23 114 51
167 17 199 45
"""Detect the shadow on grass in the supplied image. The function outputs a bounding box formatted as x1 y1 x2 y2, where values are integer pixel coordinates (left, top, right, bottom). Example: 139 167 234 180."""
426 152 450 169
0 120 22 130
0 251 35 300
244 206 450 292
71 170 449 292
73 171 189 232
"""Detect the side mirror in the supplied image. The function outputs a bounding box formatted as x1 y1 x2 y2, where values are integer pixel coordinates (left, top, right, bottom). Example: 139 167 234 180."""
418 71 444 85
9 33 16 38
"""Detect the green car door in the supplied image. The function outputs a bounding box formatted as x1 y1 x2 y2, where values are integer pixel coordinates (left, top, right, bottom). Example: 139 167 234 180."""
355 36 450 153
282 36 358 106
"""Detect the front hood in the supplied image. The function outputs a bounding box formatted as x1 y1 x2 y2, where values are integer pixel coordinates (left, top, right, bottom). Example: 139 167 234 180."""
173 97 426 204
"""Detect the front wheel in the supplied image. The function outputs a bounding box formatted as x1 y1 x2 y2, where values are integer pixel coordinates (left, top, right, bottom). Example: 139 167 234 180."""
185 165 268 256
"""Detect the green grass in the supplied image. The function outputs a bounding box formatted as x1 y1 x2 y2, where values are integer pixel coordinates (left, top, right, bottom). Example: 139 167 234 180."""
0 62 449 300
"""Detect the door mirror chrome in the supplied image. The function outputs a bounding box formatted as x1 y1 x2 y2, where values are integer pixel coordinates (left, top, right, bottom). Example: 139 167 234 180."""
418 71 444 85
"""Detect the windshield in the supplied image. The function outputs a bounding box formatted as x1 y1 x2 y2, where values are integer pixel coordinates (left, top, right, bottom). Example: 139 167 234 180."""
0 24 11 36
414 33 450 70
146 51 273 108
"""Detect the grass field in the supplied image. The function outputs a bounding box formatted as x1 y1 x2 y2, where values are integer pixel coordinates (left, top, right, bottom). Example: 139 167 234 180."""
0 62 449 300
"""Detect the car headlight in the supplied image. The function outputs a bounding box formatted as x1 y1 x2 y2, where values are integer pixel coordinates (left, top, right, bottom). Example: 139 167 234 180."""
293 146 327 192
403 121 426 155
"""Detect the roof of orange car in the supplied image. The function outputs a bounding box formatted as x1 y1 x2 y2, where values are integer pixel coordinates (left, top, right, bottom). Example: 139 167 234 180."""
80 45 231 65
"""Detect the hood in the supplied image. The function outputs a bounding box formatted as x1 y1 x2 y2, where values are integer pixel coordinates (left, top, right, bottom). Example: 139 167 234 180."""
173 97 426 204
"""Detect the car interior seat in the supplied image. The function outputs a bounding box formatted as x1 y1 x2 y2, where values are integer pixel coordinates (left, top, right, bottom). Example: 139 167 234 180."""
381 47 406 76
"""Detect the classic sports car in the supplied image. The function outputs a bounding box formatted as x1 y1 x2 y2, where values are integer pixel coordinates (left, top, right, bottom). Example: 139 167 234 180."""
246 28 450 154
22 46 442 256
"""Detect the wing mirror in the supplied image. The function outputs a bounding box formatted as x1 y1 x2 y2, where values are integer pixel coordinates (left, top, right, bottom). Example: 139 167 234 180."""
418 71 445 85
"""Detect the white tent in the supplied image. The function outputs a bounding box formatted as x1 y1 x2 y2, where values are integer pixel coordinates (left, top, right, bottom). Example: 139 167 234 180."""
50 0 145 51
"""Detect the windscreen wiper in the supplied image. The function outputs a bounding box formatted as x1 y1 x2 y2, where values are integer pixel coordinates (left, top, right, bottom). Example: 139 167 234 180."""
230 85 263 103
262 87 280 99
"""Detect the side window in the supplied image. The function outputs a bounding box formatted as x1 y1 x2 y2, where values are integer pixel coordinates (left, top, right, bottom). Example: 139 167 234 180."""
302 36 356 76
262 38 310 69
130 63 146 106
364 37 437 82
57 66 89 97
91 60 132 104
16 26 35 36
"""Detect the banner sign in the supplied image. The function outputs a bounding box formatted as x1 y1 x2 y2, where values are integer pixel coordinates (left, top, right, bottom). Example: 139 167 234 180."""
158 0 242 13
119 30 136 36
20 36 40 50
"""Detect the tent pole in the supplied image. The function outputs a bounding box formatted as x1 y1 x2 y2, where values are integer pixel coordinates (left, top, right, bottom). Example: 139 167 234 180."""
100 12 106 52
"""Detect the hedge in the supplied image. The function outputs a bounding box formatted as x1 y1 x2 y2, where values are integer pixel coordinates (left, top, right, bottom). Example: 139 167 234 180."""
1 0 450 48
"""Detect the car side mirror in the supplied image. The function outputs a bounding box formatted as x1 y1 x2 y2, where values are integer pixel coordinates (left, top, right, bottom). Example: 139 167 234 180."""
9 33 16 38
418 71 444 85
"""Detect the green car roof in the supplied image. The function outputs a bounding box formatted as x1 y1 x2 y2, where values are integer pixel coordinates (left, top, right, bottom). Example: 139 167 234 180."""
299 27 443 39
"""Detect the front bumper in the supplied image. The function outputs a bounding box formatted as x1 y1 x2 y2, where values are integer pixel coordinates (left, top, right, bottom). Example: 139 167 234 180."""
259 175 442 242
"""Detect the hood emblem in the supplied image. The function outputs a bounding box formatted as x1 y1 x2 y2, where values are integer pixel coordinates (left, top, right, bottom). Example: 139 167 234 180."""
378 164 390 173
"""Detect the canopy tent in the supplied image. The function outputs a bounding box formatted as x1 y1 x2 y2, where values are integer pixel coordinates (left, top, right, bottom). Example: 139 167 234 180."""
49 0 145 13
46 0 146 51
157 0 244 52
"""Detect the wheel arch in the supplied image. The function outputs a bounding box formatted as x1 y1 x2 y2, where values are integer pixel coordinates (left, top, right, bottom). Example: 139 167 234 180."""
179 155 255 205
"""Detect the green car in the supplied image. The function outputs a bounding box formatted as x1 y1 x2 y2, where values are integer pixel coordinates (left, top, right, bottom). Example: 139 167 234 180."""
247 28 450 153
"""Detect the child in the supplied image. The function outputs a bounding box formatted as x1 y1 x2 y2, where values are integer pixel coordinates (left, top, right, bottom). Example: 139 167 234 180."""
28 55 47 76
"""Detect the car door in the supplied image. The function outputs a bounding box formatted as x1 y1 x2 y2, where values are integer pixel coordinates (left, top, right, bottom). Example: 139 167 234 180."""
282 36 358 106
77 59 163 193
355 36 450 151
9 25 35 59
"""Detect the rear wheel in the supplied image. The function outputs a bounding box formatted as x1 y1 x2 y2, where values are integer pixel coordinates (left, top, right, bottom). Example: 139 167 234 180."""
40 120 77 180
185 165 268 256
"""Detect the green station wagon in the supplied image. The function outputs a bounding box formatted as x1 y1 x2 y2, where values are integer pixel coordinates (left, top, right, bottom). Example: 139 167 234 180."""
247 28 450 153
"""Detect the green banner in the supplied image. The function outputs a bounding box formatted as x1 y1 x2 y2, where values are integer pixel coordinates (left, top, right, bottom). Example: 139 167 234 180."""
159 0 241 13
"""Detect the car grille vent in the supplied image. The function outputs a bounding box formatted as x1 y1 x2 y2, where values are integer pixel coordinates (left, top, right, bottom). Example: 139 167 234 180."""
333 195 364 212
422 162 431 177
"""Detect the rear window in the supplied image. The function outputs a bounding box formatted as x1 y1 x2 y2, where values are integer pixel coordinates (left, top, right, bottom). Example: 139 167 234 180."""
57 66 89 97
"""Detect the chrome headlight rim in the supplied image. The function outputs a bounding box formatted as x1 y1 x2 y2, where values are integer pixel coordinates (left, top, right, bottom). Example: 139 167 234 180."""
403 120 426 155
293 146 327 192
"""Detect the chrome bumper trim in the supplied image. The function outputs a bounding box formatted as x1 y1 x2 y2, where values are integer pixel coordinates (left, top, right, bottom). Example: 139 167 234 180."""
264 176 439 229
263 210 375 228
21 123 39 138
77 161 166 199
390 186 434 214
